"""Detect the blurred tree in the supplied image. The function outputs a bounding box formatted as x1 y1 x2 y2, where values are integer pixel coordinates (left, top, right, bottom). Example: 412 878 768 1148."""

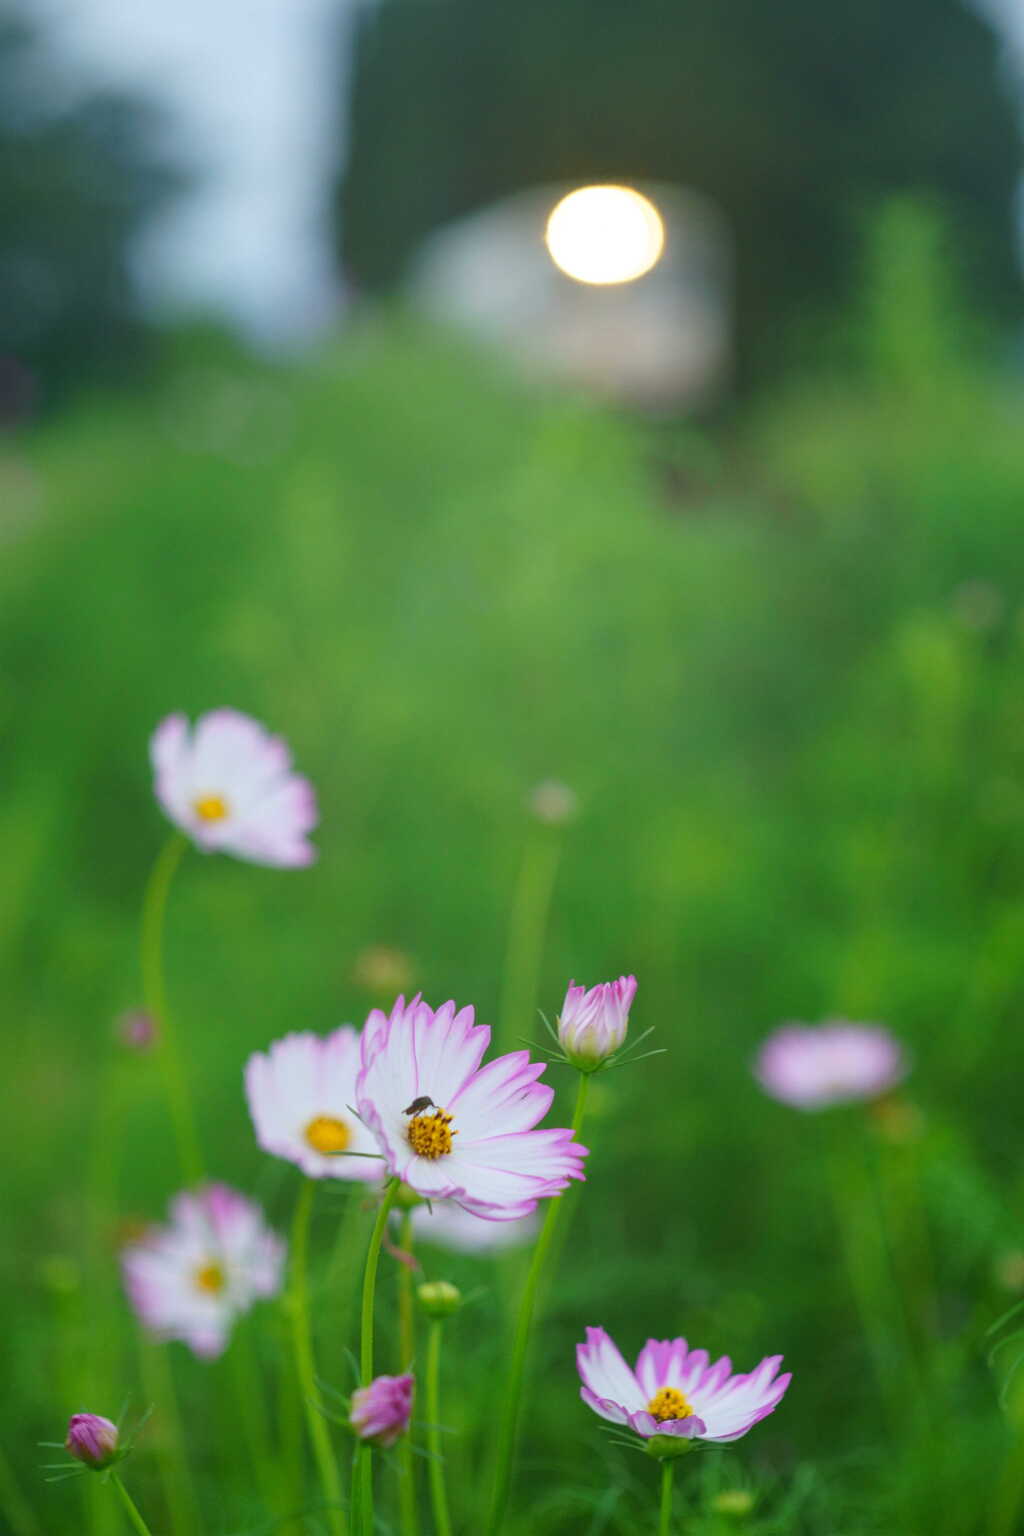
337 0 1022 385
0 10 182 415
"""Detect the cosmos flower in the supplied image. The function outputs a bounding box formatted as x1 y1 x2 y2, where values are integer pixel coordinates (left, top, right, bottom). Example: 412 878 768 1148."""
121 1185 285 1359
409 1198 538 1253
755 1020 906 1111
356 995 587 1221
150 708 317 867
577 1327 791 1447
350 1373 414 1447
557 975 637 1071
65 1414 120 1471
245 1027 384 1182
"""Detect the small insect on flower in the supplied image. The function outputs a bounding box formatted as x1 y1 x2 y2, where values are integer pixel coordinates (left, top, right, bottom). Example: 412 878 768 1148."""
245 1026 384 1181
577 1327 791 1456
754 1020 907 1111
150 708 317 867
121 1185 285 1359
350 1373 415 1448
357 994 587 1220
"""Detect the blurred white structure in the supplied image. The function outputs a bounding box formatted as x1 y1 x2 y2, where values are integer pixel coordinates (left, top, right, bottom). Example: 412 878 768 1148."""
407 182 731 410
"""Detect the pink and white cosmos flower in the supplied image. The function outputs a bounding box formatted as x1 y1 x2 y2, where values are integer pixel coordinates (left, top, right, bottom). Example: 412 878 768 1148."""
557 975 637 1070
245 1027 384 1182
356 995 587 1221
349 1373 414 1447
121 1185 285 1359
755 1020 906 1111
577 1327 791 1445
150 708 317 867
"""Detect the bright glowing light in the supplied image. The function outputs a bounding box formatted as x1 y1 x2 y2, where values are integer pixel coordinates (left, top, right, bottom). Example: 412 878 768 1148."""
544 185 665 285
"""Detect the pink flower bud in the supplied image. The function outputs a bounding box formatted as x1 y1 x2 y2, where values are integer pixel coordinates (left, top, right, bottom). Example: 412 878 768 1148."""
350 1373 414 1448
557 975 637 1070
65 1413 120 1470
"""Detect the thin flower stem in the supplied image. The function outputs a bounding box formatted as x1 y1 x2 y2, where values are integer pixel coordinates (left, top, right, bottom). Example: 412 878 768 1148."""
426 1320 453 1536
358 1179 401 1536
484 1073 590 1536
138 1336 203 1536
110 1476 154 1536
497 824 563 1055
290 1179 346 1536
658 1460 674 1536
228 1323 282 1525
993 1440 1024 1536
397 1209 419 1536
140 833 204 1185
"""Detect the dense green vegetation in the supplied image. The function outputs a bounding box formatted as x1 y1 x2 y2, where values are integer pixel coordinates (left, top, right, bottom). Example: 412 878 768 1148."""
5 207 1024 1534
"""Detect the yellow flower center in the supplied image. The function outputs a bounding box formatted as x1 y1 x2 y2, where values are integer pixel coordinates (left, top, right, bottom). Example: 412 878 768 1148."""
194 1261 226 1294
193 793 228 822
305 1115 351 1154
407 1106 456 1159
647 1386 694 1422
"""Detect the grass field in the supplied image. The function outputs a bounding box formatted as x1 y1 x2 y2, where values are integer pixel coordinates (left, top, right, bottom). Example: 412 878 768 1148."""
6 206 1024 1534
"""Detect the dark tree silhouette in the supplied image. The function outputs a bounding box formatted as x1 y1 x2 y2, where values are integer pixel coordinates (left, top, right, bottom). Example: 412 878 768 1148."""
337 0 1021 384
0 11 183 413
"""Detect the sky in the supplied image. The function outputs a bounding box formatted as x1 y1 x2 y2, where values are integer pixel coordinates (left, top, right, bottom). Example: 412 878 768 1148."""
33 0 359 344
26 0 1024 345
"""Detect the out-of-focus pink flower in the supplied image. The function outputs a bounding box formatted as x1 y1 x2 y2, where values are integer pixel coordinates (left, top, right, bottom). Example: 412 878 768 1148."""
577 1327 791 1449
245 1027 384 1182
117 1010 157 1051
150 708 317 867
409 1198 537 1253
557 976 637 1071
121 1184 285 1359
65 1413 120 1470
350 1373 414 1447
755 1021 906 1111
357 995 587 1221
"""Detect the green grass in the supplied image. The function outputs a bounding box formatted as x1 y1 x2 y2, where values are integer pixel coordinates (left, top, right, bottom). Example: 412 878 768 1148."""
6 206 1024 1533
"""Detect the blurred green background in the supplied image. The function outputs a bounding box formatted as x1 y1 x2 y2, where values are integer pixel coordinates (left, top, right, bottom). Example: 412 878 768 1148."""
6 203 1024 1533
6 0 1024 1528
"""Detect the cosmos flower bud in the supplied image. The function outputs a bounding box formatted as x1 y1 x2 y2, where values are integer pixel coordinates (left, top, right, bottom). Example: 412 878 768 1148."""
65 1414 120 1470
349 1373 414 1448
417 1280 462 1318
557 976 637 1071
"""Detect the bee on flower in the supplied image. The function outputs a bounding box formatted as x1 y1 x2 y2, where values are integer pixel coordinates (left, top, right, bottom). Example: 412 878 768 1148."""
150 708 317 867
121 1185 285 1359
356 994 587 1220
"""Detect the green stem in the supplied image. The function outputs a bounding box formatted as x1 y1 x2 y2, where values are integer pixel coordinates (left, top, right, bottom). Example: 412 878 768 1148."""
137 1336 202 1536
658 1460 674 1536
397 1210 419 1536
0 1443 40 1536
484 1073 590 1536
290 1179 346 1536
110 1476 153 1536
497 825 563 1055
825 1125 909 1442
358 1179 401 1536
228 1323 282 1523
426 1321 453 1536
140 834 204 1185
